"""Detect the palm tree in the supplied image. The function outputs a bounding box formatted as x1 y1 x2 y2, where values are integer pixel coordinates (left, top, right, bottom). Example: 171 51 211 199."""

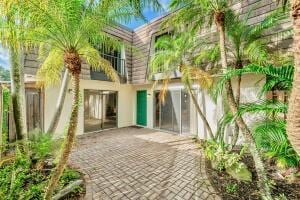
20 0 163 198
280 0 300 155
198 10 287 146
216 63 299 169
0 1 28 141
166 0 272 197
150 32 215 139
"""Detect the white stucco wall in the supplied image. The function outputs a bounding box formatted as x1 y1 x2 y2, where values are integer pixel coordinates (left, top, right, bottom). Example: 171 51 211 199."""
195 74 265 143
133 74 265 142
44 79 135 138
43 74 265 141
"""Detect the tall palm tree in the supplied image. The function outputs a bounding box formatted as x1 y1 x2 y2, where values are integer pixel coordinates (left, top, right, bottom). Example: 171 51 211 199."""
20 0 163 198
281 0 300 155
150 32 215 139
165 0 272 197
198 9 288 146
0 1 28 141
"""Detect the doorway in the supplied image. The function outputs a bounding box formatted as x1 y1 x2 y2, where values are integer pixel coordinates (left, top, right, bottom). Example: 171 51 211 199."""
154 89 191 134
84 90 117 133
136 90 147 126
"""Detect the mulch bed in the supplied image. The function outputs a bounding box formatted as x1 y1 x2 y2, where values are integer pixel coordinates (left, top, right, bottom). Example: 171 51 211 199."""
205 154 300 199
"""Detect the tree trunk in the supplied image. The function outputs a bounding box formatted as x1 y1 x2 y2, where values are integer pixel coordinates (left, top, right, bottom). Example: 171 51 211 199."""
215 12 272 198
187 84 214 140
47 69 69 134
286 1 300 155
9 46 27 140
44 51 81 200
231 73 242 148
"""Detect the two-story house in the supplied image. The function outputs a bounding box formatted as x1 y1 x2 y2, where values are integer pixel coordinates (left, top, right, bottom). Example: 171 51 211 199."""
22 0 292 141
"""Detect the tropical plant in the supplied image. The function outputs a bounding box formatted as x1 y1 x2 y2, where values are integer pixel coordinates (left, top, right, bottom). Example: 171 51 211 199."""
18 0 163 198
0 86 10 155
204 140 252 181
150 32 215 139
216 64 300 169
197 9 288 147
166 0 272 197
278 0 300 155
0 0 28 141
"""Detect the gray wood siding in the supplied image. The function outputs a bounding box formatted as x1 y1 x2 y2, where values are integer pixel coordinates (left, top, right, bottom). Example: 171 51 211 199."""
23 0 294 85
131 0 293 84
24 24 133 82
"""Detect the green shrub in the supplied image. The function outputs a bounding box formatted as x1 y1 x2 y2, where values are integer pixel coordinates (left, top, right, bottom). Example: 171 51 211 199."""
253 119 300 169
225 183 238 194
1 86 10 152
205 140 252 181
29 132 56 160
0 143 82 199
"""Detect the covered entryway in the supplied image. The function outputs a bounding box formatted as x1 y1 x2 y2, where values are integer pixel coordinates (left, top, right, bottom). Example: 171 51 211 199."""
136 90 147 126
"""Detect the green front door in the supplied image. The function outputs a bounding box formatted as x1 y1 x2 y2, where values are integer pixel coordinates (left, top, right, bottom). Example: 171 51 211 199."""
136 90 147 126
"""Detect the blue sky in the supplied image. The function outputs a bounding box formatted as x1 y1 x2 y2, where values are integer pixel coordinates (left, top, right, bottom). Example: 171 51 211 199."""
123 0 170 29
0 45 9 69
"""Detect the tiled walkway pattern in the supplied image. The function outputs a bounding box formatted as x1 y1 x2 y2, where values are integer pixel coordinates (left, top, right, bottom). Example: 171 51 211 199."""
69 127 220 200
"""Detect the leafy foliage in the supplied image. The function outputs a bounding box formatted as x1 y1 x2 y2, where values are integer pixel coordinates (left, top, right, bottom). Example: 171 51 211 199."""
253 119 300 169
0 135 81 199
29 132 59 160
213 64 294 100
204 140 252 181
150 31 213 98
215 62 299 169
1 86 10 153
0 66 10 81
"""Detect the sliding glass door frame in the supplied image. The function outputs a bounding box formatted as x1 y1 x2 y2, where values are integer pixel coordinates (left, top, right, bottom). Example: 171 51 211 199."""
84 89 118 133
154 88 190 134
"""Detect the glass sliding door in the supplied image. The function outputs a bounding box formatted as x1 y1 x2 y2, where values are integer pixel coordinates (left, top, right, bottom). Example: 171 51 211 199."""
84 90 117 133
160 90 180 132
154 89 191 134
181 90 190 134
102 91 117 129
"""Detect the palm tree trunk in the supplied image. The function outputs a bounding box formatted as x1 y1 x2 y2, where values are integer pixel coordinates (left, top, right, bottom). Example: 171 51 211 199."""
215 12 272 198
187 84 214 140
9 45 27 141
47 69 69 134
231 74 242 148
286 1 300 155
44 51 81 199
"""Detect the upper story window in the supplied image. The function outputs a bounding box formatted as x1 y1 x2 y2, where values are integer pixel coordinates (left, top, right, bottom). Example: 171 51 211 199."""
90 44 126 81
152 32 173 54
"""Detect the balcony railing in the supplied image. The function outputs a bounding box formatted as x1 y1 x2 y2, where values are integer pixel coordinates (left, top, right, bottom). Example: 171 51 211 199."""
90 53 127 82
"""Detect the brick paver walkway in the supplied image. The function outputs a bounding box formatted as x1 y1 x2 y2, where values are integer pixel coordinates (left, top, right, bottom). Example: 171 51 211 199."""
69 127 220 200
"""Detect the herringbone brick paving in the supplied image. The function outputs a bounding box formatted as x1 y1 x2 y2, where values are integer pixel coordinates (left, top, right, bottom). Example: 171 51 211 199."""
69 127 220 200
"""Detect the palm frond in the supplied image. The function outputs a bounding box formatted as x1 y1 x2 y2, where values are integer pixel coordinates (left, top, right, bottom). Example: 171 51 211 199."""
78 43 119 83
238 100 288 117
36 48 64 87
213 64 294 100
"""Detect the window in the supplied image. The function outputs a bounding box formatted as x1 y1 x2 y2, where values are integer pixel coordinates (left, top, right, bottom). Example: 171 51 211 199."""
90 44 126 80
